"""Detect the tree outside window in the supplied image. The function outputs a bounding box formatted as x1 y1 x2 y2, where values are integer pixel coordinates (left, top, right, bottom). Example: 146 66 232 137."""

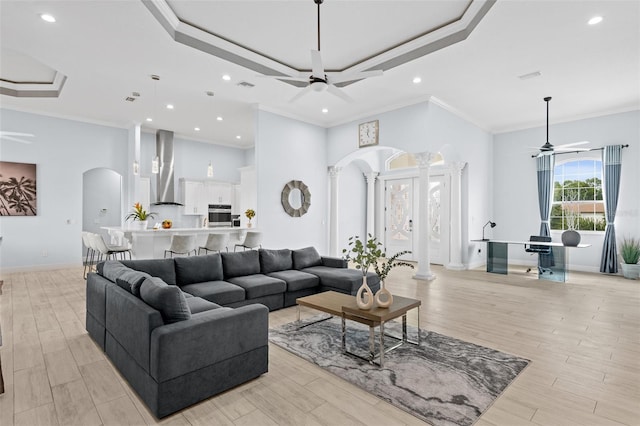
551 159 605 231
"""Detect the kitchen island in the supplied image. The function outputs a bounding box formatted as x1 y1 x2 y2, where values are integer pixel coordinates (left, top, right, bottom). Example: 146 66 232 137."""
102 226 255 259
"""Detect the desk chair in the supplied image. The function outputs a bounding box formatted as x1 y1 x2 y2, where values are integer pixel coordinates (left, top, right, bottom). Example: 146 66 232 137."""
525 235 552 275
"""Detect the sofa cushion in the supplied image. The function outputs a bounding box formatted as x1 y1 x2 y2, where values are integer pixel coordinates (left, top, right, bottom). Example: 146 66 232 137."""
259 248 292 274
180 281 245 306
302 266 380 295
121 258 177 285
267 270 319 292
139 277 191 324
221 250 260 279
174 253 223 285
186 297 222 314
226 274 286 299
115 272 151 297
292 247 322 270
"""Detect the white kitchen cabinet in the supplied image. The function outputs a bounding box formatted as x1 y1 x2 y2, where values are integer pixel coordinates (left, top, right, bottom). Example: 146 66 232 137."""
181 179 205 215
204 181 233 205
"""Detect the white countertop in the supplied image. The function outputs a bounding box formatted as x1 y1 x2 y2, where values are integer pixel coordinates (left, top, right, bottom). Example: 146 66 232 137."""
102 226 254 235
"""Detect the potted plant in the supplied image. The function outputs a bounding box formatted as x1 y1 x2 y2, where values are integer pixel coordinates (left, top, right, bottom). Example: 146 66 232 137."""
343 234 414 309
125 202 156 230
245 208 255 228
620 237 640 279
561 188 581 246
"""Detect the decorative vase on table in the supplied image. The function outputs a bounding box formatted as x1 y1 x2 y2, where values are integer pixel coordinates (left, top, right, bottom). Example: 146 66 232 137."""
561 229 581 247
356 276 374 310
375 281 393 308
247 221 252 228
138 220 148 230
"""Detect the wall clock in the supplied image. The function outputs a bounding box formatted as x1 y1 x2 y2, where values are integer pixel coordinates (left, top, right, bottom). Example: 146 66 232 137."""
358 120 379 148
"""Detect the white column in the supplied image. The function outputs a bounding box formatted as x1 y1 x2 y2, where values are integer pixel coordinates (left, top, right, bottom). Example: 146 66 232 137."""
328 166 341 257
447 162 466 270
364 172 378 238
414 152 436 281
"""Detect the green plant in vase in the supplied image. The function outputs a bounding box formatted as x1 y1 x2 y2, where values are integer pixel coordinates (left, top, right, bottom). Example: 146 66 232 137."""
245 208 255 227
125 203 156 229
620 237 640 279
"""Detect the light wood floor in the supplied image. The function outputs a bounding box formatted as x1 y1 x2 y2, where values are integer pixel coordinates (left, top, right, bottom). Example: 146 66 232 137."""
0 265 638 426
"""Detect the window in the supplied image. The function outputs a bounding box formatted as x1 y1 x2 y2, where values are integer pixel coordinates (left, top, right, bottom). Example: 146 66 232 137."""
551 158 605 231
386 152 444 171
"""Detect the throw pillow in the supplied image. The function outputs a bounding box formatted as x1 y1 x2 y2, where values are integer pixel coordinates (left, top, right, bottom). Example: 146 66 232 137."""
115 269 151 296
292 247 322 270
139 277 191 324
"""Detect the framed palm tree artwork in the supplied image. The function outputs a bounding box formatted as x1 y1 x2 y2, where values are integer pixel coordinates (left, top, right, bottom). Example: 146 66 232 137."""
0 161 37 216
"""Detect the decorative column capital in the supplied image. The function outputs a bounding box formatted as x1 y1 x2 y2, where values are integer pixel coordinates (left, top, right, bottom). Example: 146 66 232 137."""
364 171 379 184
414 152 436 169
450 161 466 176
328 166 342 178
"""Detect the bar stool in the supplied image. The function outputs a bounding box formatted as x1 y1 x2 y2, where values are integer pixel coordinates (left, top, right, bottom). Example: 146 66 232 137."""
199 233 229 254
91 233 132 263
82 231 96 279
165 234 197 258
234 231 262 252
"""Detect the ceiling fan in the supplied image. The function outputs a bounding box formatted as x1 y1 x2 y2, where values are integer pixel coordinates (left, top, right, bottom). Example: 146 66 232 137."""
260 0 383 103
0 131 34 144
535 96 589 156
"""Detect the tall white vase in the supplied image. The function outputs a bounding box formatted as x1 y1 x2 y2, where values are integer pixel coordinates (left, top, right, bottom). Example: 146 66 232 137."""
375 281 393 308
356 276 374 310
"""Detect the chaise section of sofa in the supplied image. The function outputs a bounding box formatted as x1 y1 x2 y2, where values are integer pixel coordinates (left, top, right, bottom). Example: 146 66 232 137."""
86 261 269 418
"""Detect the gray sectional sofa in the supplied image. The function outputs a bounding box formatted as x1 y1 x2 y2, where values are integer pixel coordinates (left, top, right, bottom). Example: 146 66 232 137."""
85 246 379 418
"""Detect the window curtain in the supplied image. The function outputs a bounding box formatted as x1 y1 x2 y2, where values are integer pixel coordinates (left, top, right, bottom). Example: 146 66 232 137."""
537 154 555 268
600 145 623 273
536 154 554 237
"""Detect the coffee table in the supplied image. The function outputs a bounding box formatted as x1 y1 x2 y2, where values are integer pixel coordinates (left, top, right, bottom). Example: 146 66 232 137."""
296 291 421 367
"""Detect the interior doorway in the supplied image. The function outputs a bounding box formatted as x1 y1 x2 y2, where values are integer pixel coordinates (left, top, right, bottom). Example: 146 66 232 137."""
82 168 122 255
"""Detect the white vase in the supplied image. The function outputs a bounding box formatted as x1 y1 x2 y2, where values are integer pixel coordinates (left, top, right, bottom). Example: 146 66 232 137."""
620 262 640 279
375 281 393 308
138 220 148 230
356 276 374 310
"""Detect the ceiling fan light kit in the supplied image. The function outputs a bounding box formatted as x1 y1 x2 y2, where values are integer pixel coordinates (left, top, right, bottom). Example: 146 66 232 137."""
260 0 382 103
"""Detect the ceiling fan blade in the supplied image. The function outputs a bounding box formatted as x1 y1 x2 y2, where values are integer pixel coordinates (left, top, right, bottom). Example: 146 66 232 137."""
0 135 33 144
310 50 325 79
555 147 591 152
329 69 384 84
0 131 35 137
288 85 314 103
556 141 589 148
327 85 354 103
257 74 309 83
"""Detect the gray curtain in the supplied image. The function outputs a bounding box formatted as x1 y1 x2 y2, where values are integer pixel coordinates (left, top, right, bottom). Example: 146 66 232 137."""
536 154 554 237
600 145 622 273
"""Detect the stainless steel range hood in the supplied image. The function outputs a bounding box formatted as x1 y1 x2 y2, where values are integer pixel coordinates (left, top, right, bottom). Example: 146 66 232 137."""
152 130 183 206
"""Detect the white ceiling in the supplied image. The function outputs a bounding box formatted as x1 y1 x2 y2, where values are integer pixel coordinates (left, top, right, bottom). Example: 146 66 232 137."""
0 0 638 149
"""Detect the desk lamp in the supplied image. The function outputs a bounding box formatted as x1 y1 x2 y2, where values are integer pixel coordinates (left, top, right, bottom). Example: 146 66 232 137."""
482 221 496 241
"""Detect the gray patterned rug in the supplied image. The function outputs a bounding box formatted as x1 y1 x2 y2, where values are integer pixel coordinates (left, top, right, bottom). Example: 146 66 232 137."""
269 316 529 426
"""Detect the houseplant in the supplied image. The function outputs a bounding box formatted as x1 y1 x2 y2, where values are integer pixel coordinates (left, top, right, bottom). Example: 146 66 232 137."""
343 234 414 309
125 202 156 230
620 237 640 279
245 208 255 227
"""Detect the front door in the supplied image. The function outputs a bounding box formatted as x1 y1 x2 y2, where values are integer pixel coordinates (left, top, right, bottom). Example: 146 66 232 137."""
385 179 415 261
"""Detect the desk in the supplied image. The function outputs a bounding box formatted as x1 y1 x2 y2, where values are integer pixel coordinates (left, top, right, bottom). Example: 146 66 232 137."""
473 239 590 282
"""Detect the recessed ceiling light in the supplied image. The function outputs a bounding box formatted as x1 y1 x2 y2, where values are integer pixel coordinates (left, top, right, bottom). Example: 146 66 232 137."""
166 104 174 109
588 16 603 25
236 135 241 140
146 118 153 122
222 75 231 81
194 127 200 131
413 77 422 84
216 116 223 121
40 14 56 23
322 108 329 114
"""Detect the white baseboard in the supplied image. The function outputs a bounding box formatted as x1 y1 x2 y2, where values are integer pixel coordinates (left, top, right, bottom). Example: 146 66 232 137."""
0 262 79 275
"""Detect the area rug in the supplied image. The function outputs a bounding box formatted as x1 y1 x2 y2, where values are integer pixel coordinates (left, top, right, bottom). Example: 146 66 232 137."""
269 316 530 426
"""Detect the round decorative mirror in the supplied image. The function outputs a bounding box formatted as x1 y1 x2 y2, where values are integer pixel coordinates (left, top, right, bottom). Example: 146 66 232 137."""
281 180 311 217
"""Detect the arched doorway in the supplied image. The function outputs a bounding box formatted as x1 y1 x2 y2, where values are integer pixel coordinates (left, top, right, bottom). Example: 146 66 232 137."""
82 168 122 256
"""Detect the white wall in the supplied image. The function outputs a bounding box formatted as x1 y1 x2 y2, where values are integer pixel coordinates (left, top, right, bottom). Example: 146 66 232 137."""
0 109 248 271
493 110 640 272
255 110 328 252
327 100 493 267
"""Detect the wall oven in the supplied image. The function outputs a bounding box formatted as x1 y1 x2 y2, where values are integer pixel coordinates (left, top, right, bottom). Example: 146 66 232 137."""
208 204 232 227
